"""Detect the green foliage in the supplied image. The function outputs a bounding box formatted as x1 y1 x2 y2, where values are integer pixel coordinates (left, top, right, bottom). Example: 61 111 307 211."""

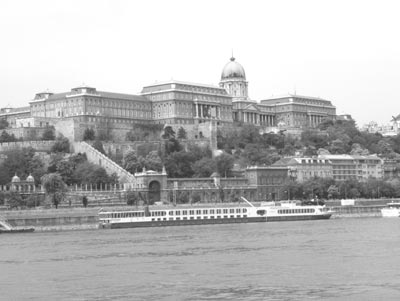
164 138 182 155
72 162 117 187
82 196 88 207
164 151 196 178
177 127 187 139
51 135 70 153
126 123 164 141
192 157 215 177
83 128 95 141
0 130 17 143
41 173 67 209
162 126 176 139
92 139 106 155
4 191 24 209
41 127 55 141
122 150 140 174
25 194 42 208
0 119 9 130
126 190 140 206
0 147 43 186
215 153 234 178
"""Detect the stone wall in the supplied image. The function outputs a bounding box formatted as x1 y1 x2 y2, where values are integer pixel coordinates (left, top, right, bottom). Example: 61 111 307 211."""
0 140 56 153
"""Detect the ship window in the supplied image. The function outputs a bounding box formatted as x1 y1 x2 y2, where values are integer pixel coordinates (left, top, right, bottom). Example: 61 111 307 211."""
243 209 247 213
176 217 180 220
157 218 161 221
175 211 180 215
152 218 155 221
224 215 228 218
230 215 234 218
169 211 174 215
210 210 215 214
217 216 221 219
236 215 241 218
196 210 201 215
217 209 221 214
236 209 241 213
203 210 208 214
210 216 215 219
189 210 194 215
163 218 167 221
223 209 228 214
190 217 195 220
169 218 173 221
229 209 234 213
243 215 247 218
203 216 208 219
183 217 187 220
183 210 188 215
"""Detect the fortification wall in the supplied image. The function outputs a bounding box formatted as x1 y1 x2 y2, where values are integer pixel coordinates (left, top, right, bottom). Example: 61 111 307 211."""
72 141 136 184
0 140 56 153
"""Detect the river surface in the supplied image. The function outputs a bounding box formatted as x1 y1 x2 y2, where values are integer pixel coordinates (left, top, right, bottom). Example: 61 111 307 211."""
1 218 400 300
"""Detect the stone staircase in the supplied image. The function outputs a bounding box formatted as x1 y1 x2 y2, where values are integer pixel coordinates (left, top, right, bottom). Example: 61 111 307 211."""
72 141 137 184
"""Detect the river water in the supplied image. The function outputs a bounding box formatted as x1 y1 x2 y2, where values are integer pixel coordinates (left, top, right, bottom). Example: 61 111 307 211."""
1 218 400 301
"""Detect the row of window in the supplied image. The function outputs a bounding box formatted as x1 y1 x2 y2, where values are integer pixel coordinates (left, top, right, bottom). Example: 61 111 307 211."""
151 215 247 222
277 209 315 214
100 208 248 219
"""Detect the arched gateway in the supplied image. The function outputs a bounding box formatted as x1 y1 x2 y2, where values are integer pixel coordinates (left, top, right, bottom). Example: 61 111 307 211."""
148 180 161 205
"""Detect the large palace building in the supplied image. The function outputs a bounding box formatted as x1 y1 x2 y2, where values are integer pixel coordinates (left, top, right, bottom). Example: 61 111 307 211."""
0 57 336 142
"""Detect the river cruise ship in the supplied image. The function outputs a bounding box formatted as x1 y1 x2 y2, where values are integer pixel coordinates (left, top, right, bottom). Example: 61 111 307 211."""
381 202 400 217
98 198 333 229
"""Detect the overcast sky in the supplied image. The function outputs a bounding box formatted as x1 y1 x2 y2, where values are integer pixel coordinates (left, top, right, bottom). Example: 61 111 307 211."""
1 0 399 126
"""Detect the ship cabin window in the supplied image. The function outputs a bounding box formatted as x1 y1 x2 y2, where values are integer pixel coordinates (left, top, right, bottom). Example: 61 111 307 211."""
196 210 201 215
169 211 174 216
236 209 241 213
203 216 208 219
183 210 188 215
157 218 161 221
230 215 234 218
237 215 241 218
203 210 208 214
189 210 195 215
243 209 247 213
257 210 266 216
210 216 215 219
224 215 228 218
210 210 215 214
169 217 173 220
183 217 187 220
197 216 201 219
223 209 228 214
230 209 234 214
217 209 222 214
163 218 167 221
190 217 195 220
175 211 181 215
217 216 221 219
176 217 181 220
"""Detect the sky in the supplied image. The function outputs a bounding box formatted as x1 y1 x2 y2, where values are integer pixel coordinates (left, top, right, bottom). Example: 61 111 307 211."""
1 0 399 126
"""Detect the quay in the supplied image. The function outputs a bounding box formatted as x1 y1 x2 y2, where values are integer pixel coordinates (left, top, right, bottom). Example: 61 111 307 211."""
0 198 396 232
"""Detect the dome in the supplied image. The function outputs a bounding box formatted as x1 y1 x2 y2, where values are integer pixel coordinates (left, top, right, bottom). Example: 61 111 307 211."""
221 57 246 80
26 174 35 182
11 174 20 183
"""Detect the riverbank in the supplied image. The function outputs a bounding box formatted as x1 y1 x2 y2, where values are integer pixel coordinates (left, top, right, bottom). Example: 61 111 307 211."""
1 199 395 232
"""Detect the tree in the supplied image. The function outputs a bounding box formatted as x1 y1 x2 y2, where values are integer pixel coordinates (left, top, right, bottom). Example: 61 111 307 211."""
41 127 55 141
164 138 182 155
41 173 67 209
162 126 175 139
83 128 95 141
192 157 215 177
0 130 17 143
177 127 187 139
215 153 234 178
4 191 24 209
82 196 88 208
164 151 196 178
51 135 70 153
122 150 140 174
142 150 163 171
0 119 9 130
92 139 106 155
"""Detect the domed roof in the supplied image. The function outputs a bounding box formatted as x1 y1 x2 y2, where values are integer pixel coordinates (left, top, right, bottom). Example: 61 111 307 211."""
221 57 246 80
11 174 20 183
26 174 35 182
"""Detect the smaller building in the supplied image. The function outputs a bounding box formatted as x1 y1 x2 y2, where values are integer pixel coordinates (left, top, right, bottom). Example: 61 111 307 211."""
318 154 384 181
245 166 290 201
273 157 333 182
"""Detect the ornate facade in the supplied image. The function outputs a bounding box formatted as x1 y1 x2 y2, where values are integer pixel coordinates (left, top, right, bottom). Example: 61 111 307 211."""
0 56 337 142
